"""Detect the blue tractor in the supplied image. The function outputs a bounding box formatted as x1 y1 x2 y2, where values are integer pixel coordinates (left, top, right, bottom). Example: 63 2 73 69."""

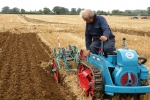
77 38 150 100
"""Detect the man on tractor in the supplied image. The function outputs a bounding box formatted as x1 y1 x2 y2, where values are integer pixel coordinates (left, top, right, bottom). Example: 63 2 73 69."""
80 9 115 57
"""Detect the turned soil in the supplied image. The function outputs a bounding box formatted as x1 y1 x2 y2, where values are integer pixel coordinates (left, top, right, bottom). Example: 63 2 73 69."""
0 32 75 100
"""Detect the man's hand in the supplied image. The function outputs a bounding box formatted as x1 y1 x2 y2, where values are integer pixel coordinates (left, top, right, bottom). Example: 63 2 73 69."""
100 36 107 42
86 50 90 56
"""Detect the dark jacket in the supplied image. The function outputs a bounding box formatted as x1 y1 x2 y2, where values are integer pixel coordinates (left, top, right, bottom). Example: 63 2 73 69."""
85 14 115 50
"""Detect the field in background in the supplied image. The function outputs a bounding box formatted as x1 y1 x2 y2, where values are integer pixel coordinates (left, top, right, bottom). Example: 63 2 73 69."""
0 14 150 100
12 14 150 66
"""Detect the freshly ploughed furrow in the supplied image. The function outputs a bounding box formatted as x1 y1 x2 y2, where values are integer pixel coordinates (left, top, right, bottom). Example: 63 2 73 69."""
0 32 73 100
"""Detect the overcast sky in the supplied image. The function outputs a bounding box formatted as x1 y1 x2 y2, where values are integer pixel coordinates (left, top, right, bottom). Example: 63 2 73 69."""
0 0 150 12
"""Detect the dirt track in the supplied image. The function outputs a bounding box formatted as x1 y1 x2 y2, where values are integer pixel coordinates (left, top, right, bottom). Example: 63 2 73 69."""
0 32 74 100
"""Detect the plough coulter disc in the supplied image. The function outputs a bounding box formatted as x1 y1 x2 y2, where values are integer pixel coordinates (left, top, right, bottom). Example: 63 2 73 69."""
52 59 60 83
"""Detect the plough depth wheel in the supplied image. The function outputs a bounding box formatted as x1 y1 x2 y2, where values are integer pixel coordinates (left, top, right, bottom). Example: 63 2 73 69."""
52 59 60 83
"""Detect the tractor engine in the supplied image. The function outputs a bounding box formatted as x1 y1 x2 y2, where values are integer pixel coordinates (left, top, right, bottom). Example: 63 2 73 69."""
112 47 149 86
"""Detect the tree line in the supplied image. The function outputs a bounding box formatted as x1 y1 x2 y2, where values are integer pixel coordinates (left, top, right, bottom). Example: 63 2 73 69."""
1 6 150 16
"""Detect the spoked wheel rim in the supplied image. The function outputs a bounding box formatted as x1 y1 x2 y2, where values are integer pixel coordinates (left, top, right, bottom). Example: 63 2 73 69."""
77 63 94 98
120 73 136 86
52 59 60 83
78 63 86 73
87 73 94 100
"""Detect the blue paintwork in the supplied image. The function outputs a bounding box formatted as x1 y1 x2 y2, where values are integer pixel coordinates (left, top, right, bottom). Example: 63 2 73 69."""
87 47 150 96
113 49 139 86
105 85 150 93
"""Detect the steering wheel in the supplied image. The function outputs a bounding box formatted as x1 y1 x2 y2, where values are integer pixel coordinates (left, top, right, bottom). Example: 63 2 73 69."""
138 56 147 64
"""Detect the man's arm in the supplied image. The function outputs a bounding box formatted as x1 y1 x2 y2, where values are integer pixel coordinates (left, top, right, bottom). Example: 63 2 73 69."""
85 24 92 50
99 16 111 39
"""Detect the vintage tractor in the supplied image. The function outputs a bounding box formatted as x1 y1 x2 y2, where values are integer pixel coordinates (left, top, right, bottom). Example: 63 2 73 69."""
77 38 150 100
51 44 80 83
51 38 150 100
131 16 139 19
141 16 148 19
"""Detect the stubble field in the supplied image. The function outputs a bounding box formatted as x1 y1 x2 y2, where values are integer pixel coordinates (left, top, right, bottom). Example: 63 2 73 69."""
0 14 150 100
